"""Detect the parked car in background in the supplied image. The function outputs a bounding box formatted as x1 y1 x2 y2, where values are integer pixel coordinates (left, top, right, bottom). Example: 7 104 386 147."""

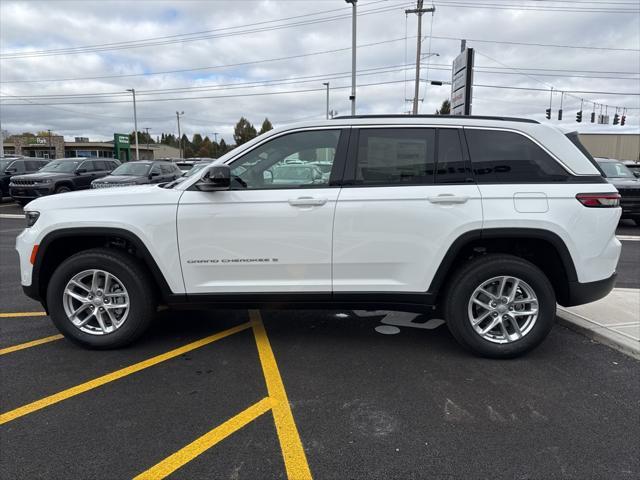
623 160 640 178
91 160 181 188
1 157 49 198
596 157 640 225
175 158 216 173
9 158 119 205
170 160 214 185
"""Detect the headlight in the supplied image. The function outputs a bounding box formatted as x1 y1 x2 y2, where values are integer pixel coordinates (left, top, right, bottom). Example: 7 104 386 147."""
25 211 40 228
33 179 52 185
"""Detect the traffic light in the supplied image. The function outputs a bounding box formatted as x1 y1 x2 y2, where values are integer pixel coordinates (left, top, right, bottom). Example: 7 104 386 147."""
545 108 551 119
576 111 582 123
621 115 626 126
590 112 596 123
558 109 563 121
613 113 619 125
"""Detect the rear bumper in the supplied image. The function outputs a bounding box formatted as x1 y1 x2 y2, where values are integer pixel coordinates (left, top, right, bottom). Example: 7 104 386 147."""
561 272 617 307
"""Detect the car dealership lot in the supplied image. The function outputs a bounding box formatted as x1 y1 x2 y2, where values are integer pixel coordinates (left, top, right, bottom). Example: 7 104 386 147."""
1 213 639 479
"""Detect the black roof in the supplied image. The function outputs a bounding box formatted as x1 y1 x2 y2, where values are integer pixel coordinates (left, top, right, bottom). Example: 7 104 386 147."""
332 114 539 124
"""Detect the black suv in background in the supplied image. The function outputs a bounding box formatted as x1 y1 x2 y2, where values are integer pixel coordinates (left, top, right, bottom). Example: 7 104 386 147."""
596 157 640 225
0 157 49 197
9 158 119 205
91 160 181 188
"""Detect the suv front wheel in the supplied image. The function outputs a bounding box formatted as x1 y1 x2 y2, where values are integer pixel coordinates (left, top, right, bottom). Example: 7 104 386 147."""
444 254 556 358
47 248 156 349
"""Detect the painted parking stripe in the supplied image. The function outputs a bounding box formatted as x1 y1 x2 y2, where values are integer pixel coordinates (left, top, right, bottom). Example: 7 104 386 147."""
0 311 47 318
0 213 25 219
0 334 63 356
0 321 251 425
250 310 313 480
134 397 273 480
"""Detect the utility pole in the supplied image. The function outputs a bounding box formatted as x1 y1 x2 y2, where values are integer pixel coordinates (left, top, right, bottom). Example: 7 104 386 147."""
345 0 357 116
126 89 139 160
406 1 436 115
144 127 151 153
176 111 184 159
213 132 218 143
0 123 4 158
323 82 330 119
47 129 52 159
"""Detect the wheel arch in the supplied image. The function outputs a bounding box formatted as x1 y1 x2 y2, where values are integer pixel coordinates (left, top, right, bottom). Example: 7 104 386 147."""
429 228 578 306
32 227 174 309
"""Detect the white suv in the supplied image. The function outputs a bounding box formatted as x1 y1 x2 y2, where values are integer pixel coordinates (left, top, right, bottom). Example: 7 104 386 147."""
16 115 621 357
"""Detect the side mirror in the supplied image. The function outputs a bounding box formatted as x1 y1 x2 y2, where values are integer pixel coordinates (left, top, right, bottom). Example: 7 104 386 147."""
149 171 160 179
4 169 16 175
75 168 87 174
263 170 273 184
633 171 640 178
196 165 231 191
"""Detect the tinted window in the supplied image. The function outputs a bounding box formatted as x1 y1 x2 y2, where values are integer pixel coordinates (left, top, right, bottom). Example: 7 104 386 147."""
150 164 162 175
26 161 43 171
79 161 97 172
160 164 174 174
465 129 568 183
355 128 435 185
230 130 341 189
436 129 470 184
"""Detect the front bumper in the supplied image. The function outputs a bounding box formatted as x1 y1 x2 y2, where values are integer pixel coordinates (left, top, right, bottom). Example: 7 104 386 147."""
562 272 617 307
10 185 54 200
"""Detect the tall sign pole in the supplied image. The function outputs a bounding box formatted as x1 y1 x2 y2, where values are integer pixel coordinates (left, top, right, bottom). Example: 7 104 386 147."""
450 45 474 116
176 111 184 159
345 0 357 116
406 1 435 115
126 89 139 160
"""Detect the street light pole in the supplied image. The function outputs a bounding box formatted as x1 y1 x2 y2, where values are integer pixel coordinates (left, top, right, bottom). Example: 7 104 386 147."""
126 89 139 160
176 111 184 159
323 82 330 119
345 0 357 116
47 129 52 159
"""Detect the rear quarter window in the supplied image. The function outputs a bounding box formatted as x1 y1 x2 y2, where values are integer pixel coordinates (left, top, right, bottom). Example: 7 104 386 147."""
465 129 569 183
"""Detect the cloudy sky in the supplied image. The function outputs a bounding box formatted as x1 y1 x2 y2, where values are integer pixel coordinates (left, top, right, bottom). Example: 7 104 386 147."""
1 0 639 143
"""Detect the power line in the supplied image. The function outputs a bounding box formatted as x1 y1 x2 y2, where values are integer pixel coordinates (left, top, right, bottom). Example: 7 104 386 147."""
429 35 639 52
0 37 410 84
0 2 412 60
430 0 640 13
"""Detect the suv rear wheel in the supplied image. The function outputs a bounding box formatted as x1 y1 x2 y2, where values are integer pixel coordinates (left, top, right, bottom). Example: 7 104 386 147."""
47 248 156 349
444 254 556 358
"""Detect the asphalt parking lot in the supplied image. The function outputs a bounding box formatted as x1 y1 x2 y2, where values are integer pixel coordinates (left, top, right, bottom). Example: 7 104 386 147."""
1 206 639 479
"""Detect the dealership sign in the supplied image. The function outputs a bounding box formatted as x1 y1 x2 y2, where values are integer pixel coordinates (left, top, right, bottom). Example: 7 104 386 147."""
450 48 474 116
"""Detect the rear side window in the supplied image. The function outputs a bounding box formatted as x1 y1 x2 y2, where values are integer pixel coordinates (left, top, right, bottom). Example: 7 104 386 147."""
355 128 435 185
465 129 569 183
436 129 471 184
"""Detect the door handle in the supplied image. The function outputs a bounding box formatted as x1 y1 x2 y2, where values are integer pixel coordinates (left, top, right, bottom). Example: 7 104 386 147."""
288 197 327 207
427 194 469 204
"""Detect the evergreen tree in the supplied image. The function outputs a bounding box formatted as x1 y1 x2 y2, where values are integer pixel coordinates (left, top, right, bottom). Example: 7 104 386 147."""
192 133 203 152
435 99 451 115
233 117 257 146
219 138 228 154
259 118 273 135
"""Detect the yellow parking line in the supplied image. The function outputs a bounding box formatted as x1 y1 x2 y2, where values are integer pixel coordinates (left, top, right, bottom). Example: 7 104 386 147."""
134 397 273 480
0 321 251 425
250 310 313 480
0 334 63 356
0 312 47 318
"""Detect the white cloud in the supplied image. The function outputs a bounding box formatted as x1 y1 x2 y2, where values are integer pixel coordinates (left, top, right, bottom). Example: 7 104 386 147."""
1 0 638 143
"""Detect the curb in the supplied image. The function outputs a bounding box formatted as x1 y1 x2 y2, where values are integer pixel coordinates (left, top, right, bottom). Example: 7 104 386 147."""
557 308 640 361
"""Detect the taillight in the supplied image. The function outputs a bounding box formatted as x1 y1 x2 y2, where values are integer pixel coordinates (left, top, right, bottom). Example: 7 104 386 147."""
576 193 621 208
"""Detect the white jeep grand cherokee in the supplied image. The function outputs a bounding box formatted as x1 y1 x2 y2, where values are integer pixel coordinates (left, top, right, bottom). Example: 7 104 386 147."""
16 115 621 358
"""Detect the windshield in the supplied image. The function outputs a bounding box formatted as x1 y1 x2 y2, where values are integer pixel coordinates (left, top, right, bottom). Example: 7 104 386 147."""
111 162 151 176
598 161 635 179
0 160 14 171
40 160 82 173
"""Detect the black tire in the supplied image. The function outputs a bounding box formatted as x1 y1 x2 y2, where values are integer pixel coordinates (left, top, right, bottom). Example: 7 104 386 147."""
55 185 71 194
46 248 156 349
444 254 556 359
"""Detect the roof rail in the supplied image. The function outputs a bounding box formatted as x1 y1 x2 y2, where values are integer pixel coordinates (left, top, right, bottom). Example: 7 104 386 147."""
331 114 539 124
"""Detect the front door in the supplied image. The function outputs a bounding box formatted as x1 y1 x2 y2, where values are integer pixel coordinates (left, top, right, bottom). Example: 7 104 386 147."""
178 128 348 294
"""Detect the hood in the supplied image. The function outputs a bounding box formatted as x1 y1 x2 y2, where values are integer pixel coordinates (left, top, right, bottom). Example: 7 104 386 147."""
93 175 149 184
11 172 70 181
604 177 640 189
25 184 182 212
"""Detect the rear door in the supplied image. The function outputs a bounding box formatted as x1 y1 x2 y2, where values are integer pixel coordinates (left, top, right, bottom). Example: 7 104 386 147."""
332 126 483 293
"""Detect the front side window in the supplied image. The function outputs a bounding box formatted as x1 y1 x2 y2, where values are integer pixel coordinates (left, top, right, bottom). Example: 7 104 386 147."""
229 130 341 189
355 128 435 185
465 129 569 183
